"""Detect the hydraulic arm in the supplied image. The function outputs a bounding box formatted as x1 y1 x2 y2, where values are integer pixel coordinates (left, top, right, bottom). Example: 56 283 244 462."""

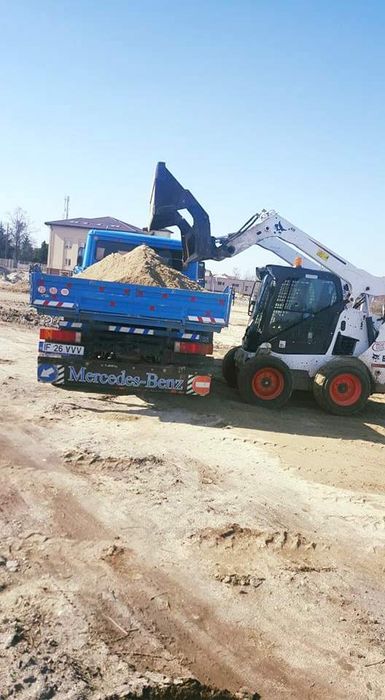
149 162 385 302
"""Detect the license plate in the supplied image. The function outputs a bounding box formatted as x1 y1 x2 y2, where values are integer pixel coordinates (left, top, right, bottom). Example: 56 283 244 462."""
39 341 85 356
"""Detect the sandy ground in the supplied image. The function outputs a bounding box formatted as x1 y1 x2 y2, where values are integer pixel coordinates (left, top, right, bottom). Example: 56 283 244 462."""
0 289 385 699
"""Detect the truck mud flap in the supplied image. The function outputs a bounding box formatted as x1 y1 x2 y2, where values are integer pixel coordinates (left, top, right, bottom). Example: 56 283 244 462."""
37 357 211 396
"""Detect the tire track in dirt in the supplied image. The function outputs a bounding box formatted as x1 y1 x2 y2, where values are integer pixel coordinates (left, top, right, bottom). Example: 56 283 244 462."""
1 304 385 699
0 419 332 698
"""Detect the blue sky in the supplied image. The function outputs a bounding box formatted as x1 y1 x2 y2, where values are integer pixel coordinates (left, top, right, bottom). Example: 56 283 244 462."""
0 0 384 276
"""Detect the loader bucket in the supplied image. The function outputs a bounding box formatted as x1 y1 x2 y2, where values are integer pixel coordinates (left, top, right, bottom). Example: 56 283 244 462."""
148 162 216 265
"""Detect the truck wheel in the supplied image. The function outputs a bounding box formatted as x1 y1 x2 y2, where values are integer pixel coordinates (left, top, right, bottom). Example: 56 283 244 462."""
313 359 371 415
222 346 240 387
237 356 293 408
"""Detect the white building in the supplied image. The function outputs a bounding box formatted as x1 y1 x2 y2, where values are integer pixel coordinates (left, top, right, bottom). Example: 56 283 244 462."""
45 216 148 273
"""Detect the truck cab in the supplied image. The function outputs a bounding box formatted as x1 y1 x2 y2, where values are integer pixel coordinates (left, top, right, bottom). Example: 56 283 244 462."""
75 229 201 282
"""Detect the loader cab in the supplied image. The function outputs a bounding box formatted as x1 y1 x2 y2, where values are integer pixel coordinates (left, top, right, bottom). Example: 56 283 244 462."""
243 265 345 355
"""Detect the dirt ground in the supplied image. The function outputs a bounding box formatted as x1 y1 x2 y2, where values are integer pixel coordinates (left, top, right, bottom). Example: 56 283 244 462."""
0 289 385 699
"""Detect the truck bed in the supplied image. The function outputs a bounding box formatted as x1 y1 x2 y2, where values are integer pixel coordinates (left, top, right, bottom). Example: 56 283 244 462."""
30 269 232 333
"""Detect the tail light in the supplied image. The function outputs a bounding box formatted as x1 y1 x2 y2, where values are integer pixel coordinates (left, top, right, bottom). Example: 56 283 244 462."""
174 341 213 355
40 328 81 343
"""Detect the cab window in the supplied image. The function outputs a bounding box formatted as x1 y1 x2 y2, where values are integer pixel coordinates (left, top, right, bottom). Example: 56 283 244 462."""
268 276 338 335
94 241 183 270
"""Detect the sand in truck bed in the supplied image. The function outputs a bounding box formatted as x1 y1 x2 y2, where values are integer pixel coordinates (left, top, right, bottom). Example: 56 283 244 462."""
76 244 205 291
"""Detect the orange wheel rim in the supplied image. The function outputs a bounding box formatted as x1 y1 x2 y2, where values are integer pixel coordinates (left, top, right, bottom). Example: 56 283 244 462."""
252 367 284 400
329 373 362 406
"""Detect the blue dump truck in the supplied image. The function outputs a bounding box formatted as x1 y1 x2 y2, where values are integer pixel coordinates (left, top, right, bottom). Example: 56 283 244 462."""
30 229 232 396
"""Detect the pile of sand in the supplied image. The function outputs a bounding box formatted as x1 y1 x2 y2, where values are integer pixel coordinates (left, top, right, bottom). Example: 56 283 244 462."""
77 244 205 291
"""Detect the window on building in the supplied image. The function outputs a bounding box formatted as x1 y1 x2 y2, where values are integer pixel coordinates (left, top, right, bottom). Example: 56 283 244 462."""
65 258 71 267
64 240 73 250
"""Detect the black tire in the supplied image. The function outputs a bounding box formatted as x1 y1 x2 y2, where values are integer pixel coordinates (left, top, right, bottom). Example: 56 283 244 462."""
313 358 371 415
222 346 240 388
237 356 293 409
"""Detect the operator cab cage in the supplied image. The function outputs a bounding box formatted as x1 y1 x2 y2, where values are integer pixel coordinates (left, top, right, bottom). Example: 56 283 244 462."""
244 265 345 356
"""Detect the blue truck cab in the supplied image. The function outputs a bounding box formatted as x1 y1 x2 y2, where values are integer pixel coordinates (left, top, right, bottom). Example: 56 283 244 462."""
30 228 231 396
75 229 201 282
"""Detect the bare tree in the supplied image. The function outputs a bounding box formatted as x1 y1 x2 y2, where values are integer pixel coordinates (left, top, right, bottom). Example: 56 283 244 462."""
8 208 33 264
232 266 256 281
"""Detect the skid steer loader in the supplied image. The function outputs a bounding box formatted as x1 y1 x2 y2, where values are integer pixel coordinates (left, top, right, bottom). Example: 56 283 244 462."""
149 162 385 414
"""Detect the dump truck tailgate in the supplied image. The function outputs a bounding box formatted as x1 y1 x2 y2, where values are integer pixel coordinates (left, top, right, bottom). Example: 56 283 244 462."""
30 270 231 333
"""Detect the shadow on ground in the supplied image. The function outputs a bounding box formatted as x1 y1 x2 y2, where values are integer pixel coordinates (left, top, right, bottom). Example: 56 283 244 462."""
60 374 385 446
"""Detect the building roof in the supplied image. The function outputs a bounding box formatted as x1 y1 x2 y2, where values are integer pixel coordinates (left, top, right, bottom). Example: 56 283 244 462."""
44 216 144 232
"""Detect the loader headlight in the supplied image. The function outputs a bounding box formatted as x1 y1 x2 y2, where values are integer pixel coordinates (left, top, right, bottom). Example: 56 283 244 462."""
257 342 272 355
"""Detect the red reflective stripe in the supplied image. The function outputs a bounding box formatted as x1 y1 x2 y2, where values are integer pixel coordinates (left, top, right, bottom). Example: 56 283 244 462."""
174 342 213 355
40 328 80 342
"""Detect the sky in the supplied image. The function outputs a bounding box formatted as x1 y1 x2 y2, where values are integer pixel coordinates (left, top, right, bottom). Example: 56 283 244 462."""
0 0 384 277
